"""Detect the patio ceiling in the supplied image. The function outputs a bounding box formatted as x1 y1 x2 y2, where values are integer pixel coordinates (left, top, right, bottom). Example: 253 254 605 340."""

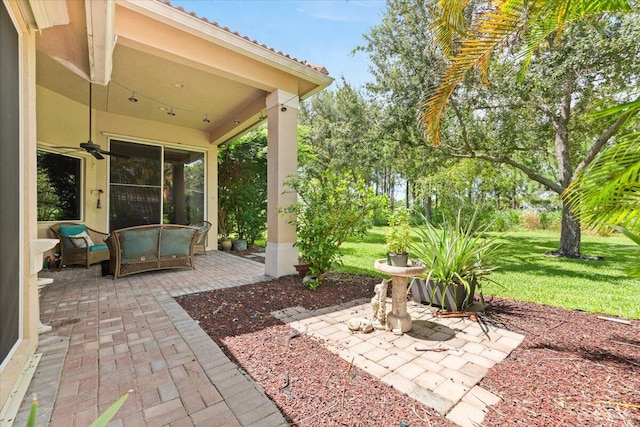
34 0 333 146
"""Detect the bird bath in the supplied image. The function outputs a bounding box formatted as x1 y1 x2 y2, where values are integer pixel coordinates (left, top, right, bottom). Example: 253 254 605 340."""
374 259 425 333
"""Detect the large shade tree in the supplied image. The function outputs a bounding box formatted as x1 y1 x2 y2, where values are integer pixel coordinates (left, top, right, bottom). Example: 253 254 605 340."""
421 0 640 257
440 17 640 256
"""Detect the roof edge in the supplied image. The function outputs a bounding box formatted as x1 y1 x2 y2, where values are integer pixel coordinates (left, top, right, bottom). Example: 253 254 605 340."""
116 0 333 89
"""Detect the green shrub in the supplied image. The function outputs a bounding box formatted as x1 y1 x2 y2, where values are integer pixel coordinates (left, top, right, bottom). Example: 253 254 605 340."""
521 210 542 230
539 210 562 231
488 209 521 232
218 129 267 244
372 207 390 226
281 168 386 288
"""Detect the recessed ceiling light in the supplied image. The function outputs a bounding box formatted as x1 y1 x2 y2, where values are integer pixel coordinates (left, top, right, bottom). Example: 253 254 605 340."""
174 82 184 88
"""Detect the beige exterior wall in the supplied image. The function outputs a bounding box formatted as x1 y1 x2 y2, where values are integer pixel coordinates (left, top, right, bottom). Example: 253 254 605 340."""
0 0 39 413
36 86 217 250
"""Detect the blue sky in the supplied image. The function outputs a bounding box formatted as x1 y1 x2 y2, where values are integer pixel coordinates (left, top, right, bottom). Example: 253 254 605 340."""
170 0 387 88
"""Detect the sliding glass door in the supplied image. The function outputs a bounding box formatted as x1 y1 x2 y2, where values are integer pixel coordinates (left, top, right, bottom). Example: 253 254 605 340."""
109 139 205 232
109 140 162 231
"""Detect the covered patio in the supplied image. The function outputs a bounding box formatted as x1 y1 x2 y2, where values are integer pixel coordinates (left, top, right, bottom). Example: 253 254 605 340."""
34 0 332 278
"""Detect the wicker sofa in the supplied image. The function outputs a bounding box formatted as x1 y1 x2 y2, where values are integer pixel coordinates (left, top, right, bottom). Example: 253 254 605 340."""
106 224 198 279
50 223 110 268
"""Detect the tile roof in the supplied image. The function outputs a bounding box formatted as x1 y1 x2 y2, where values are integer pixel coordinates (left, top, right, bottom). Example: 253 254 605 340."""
158 0 329 75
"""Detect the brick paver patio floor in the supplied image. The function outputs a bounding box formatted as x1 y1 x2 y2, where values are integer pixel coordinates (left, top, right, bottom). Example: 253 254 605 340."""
14 252 287 427
273 299 524 427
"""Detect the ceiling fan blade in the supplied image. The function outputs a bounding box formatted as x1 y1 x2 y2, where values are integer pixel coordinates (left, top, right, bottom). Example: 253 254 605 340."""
91 151 105 160
100 150 130 159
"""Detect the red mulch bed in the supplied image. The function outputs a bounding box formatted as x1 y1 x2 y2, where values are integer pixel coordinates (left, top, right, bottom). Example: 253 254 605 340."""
176 271 640 426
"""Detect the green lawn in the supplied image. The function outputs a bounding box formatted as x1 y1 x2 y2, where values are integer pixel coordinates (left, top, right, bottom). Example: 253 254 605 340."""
336 228 640 319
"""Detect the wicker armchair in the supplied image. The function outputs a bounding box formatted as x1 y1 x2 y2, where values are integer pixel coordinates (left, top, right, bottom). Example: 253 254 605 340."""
50 223 110 268
190 220 212 254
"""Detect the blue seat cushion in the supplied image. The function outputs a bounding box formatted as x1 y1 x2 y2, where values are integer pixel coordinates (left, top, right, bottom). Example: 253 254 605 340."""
160 228 196 258
89 244 108 252
120 228 160 263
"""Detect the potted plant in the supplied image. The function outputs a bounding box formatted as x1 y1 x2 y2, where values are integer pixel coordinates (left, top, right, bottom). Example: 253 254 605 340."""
217 208 233 251
410 209 501 311
386 208 412 267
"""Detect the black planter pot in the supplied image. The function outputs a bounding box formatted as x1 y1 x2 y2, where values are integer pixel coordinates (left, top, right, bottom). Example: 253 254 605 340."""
232 239 248 251
410 278 475 311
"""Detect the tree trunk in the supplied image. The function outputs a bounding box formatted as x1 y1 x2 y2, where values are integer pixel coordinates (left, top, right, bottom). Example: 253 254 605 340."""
405 179 410 209
557 203 581 256
553 73 581 257
424 196 432 223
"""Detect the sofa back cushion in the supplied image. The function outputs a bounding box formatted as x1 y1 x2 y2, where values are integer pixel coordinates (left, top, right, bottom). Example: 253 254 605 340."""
160 228 196 258
119 228 160 263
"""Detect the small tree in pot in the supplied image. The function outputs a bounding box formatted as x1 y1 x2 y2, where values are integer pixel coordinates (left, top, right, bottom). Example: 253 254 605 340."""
410 209 502 311
386 208 412 266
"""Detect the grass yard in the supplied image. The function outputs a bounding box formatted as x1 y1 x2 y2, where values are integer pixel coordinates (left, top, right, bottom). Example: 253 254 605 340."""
337 228 640 319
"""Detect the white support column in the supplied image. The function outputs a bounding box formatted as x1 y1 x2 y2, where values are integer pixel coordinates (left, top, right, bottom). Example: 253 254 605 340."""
264 89 299 277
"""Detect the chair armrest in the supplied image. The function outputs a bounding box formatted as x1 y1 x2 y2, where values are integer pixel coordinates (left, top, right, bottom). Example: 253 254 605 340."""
87 227 109 245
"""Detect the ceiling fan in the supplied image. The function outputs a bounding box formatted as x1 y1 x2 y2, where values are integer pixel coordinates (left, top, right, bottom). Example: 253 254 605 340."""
54 83 129 160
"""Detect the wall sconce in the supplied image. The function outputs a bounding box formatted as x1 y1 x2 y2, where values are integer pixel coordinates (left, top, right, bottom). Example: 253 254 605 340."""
280 105 287 112
91 189 104 209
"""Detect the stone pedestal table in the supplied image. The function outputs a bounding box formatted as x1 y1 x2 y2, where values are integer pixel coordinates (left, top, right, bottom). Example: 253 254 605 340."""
374 259 426 333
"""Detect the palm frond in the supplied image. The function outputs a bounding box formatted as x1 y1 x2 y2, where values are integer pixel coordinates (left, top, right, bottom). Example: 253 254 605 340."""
422 0 633 146
565 130 640 230
422 0 529 146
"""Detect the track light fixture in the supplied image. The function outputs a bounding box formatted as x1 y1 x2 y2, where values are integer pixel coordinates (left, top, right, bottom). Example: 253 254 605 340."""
128 92 138 102
203 114 211 123
167 107 176 116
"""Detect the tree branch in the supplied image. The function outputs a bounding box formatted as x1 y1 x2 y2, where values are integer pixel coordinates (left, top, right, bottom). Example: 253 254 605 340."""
449 152 564 194
574 96 640 177
450 100 475 153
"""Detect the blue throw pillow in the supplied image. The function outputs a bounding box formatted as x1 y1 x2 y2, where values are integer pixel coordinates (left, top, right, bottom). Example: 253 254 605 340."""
58 224 87 236
160 228 196 258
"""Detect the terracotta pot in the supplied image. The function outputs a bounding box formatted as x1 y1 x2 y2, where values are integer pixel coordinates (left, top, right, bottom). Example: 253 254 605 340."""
294 263 310 277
